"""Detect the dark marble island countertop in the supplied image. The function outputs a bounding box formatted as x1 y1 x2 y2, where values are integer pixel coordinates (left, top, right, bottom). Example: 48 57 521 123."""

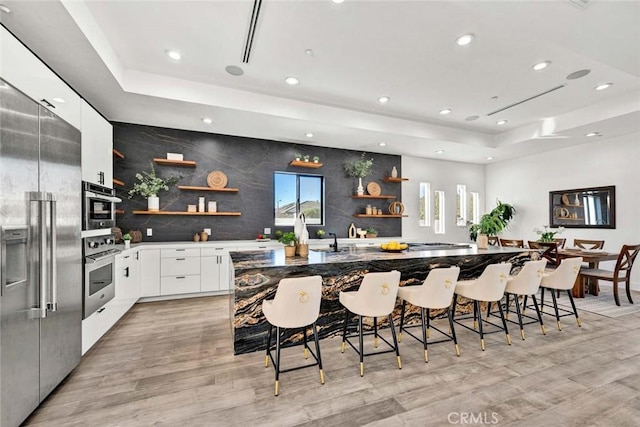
230 245 539 355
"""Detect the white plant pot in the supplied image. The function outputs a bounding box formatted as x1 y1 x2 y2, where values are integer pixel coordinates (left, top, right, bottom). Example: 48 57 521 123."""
476 234 489 249
124 240 131 249
356 177 364 196
148 196 160 211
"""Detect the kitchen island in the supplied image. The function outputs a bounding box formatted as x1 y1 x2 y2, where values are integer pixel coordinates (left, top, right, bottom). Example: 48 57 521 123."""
231 245 538 355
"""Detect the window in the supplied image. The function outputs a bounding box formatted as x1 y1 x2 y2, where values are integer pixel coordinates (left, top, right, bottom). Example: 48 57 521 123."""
456 184 467 226
434 190 445 234
468 192 480 225
419 182 431 226
274 172 324 226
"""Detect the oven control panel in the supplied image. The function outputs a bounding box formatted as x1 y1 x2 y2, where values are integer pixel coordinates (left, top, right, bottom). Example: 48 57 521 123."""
84 234 118 258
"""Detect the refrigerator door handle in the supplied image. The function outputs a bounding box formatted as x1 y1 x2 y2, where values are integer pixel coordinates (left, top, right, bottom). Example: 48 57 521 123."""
30 192 49 318
47 195 58 312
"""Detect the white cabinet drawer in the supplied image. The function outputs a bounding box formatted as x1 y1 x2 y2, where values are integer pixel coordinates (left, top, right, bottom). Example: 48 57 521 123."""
161 248 200 258
161 257 200 276
161 275 200 295
201 247 230 256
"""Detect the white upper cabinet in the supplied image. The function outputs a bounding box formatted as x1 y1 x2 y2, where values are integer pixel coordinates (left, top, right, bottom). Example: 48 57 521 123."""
81 99 113 187
1 27 81 129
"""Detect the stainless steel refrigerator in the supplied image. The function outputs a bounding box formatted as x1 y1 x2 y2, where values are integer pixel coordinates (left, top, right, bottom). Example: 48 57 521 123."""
1 78 82 427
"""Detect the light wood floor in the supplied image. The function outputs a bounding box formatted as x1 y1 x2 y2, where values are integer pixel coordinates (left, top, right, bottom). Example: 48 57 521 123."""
25 294 640 426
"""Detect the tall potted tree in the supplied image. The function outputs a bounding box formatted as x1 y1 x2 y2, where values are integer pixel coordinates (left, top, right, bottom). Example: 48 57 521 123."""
469 200 516 249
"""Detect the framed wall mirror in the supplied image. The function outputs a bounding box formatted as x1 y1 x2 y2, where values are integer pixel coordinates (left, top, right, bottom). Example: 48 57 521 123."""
549 185 615 229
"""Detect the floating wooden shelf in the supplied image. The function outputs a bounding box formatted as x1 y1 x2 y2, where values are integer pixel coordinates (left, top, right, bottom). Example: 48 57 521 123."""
353 214 407 218
112 149 125 159
289 160 323 168
383 177 409 182
112 178 125 187
153 158 196 167
178 185 239 193
351 195 397 199
132 210 241 216
115 209 125 214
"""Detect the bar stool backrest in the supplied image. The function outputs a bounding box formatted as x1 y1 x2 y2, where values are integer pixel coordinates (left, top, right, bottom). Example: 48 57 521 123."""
474 263 513 301
410 267 460 309
267 276 323 328
353 271 401 316
540 257 582 290
506 260 547 295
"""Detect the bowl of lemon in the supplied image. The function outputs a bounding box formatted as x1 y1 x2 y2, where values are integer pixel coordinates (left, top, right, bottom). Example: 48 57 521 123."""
380 241 409 252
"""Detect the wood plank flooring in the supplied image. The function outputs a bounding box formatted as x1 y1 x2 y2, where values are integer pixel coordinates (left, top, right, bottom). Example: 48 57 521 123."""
24 292 640 426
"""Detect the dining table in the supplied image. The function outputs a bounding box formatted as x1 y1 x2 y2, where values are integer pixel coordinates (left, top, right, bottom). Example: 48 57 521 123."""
557 248 619 297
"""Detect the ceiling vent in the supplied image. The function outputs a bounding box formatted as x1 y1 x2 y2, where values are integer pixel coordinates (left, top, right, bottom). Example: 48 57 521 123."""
569 0 591 9
486 85 566 116
242 0 263 64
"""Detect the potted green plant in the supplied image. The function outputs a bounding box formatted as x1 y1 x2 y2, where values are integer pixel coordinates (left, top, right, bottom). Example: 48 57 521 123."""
468 200 516 249
313 156 320 163
344 153 374 195
316 229 326 239
128 161 180 211
303 154 310 162
122 233 132 249
294 153 302 161
365 227 378 238
276 230 297 257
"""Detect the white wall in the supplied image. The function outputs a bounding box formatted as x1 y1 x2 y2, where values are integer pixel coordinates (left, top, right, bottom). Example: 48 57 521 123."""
485 133 640 288
401 155 485 243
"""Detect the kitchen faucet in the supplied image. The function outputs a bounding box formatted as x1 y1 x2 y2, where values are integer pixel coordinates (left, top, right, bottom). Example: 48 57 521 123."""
329 232 338 252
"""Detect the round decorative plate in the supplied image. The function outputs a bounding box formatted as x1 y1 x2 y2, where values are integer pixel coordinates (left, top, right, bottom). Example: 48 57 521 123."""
366 182 381 196
389 201 405 215
207 171 228 188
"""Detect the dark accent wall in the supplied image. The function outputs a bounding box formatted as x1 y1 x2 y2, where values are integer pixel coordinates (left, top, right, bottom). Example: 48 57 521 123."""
113 123 402 242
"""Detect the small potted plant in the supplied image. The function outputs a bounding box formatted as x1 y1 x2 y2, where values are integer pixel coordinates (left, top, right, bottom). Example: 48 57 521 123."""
303 154 310 162
294 153 302 161
468 200 516 249
344 153 374 195
313 156 320 163
365 227 378 238
316 229 326 239
276 230 297 257
122 233 132 249
128 161 180 211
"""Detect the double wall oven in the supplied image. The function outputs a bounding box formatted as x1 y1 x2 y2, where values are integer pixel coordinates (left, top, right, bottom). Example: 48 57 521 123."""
81 182 121 318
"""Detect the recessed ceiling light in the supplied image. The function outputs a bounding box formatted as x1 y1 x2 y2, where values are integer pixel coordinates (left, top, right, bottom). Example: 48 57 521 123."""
435 150 445 154
305 49 314 56
285 76 300 85
0 4 11 13
202 117 213 124
377 96 390 104
225 65 244 76
165 50 182 61
486 156 494 160
585 132 600 137
332 0 345 3
532 61 550 71
52 97 65 103
378 142 387 147
439 108 452 115
595 83 613 91
305 133 314 138
496 120 508 125
455 34 474 46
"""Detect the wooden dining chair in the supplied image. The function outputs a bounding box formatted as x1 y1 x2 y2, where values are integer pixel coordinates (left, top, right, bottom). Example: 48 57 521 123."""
499 238 524 248
573 239 605 250
528 241 560 268
552 238 566 249
487 236 499 246
579 244 640 306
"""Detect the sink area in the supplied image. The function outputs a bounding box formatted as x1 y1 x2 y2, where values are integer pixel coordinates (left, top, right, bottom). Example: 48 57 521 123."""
310 247 352 253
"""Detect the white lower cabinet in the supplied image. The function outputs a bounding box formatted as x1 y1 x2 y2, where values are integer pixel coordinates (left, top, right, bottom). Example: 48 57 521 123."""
160 248 200 296
201 247 231 292
81 299 121 355
141 249 161 297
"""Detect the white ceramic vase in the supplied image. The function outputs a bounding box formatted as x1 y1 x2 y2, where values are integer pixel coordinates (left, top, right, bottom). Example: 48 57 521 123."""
476 234 489 249
124 240 131 249
356 177 364 196
148 195 159 211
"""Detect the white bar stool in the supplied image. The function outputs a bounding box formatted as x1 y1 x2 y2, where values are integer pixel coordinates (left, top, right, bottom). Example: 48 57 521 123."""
339 270 401 377
501 259 547 339
397 266 461 362
539 257 583 330
262 275 324 396
452 263 513 351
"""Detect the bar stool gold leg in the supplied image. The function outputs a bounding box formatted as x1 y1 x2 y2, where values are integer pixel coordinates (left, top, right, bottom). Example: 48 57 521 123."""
397 356 402 369
424 350 428 363
557 320 562 331
274 380 279 396
319 369 325 385
520 329 526 340
541 324 547 335
265 355 269 367
374 337 379 348
304 348 309 359
506 334 512 345
398 332 403 342
576 318 582 327
360 362 364 377
341 342 345 353
481 339 485 351
455 344 460 357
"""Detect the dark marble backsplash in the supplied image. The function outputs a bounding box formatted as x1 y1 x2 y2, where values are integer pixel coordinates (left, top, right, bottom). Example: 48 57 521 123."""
113 123 402 241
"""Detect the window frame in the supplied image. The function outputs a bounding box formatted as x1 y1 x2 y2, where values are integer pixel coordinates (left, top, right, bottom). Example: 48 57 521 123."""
274 171 325 226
